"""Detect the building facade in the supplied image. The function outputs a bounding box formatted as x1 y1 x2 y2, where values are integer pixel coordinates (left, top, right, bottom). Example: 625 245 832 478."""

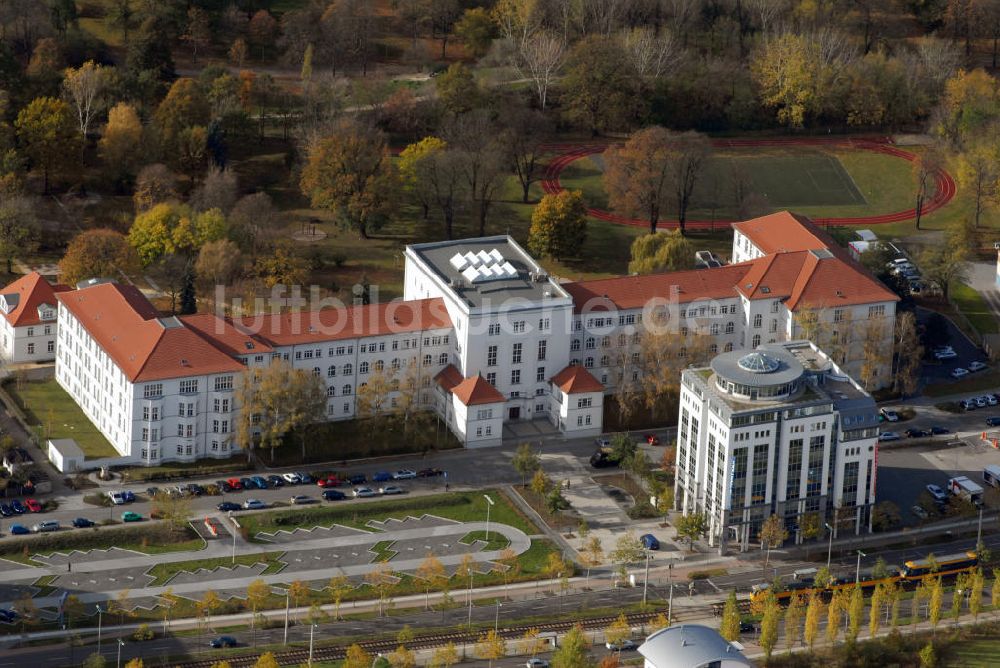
50 212 898 466
675 341 880 553
0 272 68 364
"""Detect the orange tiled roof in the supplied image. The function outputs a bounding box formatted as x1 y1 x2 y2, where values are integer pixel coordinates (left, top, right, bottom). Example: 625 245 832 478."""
238 298 451 346
451 374 504 406
550 365 603 394
180 313 274 356
0 272 70 327
57 283 245 382
434 364 464 393
731 211 830 254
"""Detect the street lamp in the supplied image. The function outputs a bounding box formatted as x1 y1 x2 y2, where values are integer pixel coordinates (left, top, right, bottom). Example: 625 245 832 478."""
667 562 674 625
977 507 985 549
96 605 103 655
370 653 383 668
116 639 125 668
308 623 317 666
855 550 867 584
483 494 495 542
825 523 834 569
642 549 652 606
494 600 502 633
284 589 290 645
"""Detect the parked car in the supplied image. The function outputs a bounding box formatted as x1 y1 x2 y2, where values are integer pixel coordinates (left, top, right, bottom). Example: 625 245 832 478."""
595 437 612 448
605 639 638 651
121 511 142 522
952 368 970 379
349 474 367 485
417 468 443 478
316 476 341 488
739 621 758 634
282 472 302 485
209 636 238 648
986 394 999 406
970 361 989 372
323 489 347 501
72 517 94 528
372 471 392 482
297 472 314 484
934 349 958 360
186 484 206 496
380 486 405 495
911 505 929 519
926 484 947 503
121 490 136 503
987 417 1000 427
250 476 269 489
10 500 26 514
353 487 378 498
976 396 989 408
239 477 254 490
267 475 285 487
0 609 17 623
880 408 899 422
904 428 929 438
9 524 28 535
243 499 268 510
226 478 243 490
392 470 417 480
32 520 59 533
640 533 660 550
525 659 550 668
214 480 232 493
290 495 314 505
146 486 161 497
107 491 125 505
929 426 950 435
217 502 241 512
24 498 41 513
645 434 661 445
0 503 11 517
878 432 901 442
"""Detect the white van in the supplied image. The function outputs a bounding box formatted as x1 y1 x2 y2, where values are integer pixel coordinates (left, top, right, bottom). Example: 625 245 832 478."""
983 465 1000 488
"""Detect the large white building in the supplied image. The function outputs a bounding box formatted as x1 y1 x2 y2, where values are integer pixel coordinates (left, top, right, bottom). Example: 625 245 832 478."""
676 340 881 553
49 212 899 466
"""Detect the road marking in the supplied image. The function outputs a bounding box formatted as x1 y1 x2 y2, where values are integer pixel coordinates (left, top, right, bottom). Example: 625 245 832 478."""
705 579 722 593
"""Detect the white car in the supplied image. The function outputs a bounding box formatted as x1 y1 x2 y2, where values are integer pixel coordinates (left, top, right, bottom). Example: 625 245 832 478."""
525 660 550 668
107 491 125 505
289 495 314 505
380 486 405 495
951 368 970 378
987 395 999 406
926 484 947 503
243 499 268 510
970 361 989 372
353 487 378 498
976 396 988 407
392 470 417 480
934 348 958 360
281 472 302 485
962 399 977 411
878 431 901 442
880 408 899 422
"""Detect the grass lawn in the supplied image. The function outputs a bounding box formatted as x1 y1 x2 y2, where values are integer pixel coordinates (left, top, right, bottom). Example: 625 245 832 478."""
239 489 540 539
945 638 1000 666
147 551 285 586
0 525 205 564
924 369 1000 397
950 280 999 335
460 530 511 551
3 378 117 459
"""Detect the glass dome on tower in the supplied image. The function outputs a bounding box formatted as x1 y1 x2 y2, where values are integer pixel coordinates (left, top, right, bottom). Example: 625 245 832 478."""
737 352 781 374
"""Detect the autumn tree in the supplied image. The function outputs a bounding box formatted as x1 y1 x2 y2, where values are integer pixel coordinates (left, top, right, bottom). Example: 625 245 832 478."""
62 61 109 138
454 8 494 57
300 119 397 239
519 628 547 658
15 97 81 193
604 127 710 234
128 203 227 267
245 578 269 645
100 103 144 187
59 229 140 286
248 10 278 59
511 443 540 486
183 7 212 63
676 513 708 549
197 590 221 633
562 35 635 135
133 164 179 213
913 149 942 230
0 196 39 274
628 231 694 274
343 644 372 668
252 653 279 668
151 490 192 532
804 591 824 649
921 217 973 300
893 311 923 397
759 514 788 568
759 589 780 660
929 576 943 629
435 63 480 114
428 643 459 668
327 574 352 620
415 552 446 609
956 142 997 228
153 78 210 154
364 561 397 617
527 190 588 260
475 629 506 667
785 594 804 649
501 105 552 203
398 136 444 220
195 239 243 294
604 612 631 647
719 590 740 641
552 625 593 668
938 68 1000 144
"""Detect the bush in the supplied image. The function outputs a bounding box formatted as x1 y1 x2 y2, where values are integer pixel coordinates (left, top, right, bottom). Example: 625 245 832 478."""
83 493 111 507
132 623 154 641
627 500 659 519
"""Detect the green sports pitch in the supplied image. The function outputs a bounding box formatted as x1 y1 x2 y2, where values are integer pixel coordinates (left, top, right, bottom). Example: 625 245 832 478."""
562 148 868 217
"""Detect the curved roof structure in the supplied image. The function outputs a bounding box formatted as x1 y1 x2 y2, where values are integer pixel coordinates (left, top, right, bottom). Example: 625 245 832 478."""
710 347 804 388
639 624 753 668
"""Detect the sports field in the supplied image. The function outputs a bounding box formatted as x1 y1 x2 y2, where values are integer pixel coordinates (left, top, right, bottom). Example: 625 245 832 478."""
558 145 910 223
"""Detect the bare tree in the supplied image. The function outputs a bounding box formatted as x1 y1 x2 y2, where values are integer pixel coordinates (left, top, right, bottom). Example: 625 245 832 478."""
515 31 566 109
665 0 701 46
501 105 553 203
62 61 109 138
445 111 505 235
620 26 678 79
745 0 787 35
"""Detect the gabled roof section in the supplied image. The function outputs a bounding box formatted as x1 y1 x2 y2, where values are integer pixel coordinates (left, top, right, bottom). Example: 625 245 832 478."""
563 264 753 313
0 272 71 327
181 313 274 356
550 365 603 394
732 211 829 254
57 282 244 383
449 373 504 406
434 364 464 393
238 298 452 346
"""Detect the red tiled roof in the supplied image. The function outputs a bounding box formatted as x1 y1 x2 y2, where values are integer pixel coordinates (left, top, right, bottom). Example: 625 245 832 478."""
238 298 451 346
451 374 504 406
550 365 603 394
57 283 244 383
0 272 70 327
180 313 274 356
434 364 464 393
563 264 753 313
731 211 830 254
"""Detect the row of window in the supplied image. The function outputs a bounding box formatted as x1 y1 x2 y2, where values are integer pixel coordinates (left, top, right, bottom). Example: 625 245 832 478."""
486 341 546 366
24 325 52 338
143 376 235 399
25 340 54 355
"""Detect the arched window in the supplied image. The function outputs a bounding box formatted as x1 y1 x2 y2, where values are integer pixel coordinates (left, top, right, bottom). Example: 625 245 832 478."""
724 343 733 352
439 352 448 365
342 385 352 395
423 354 432 366
359 361 369 374
326 386 336 397
584 357 594 368
342 363 353 375
710 323 720 335
725 322 734 334
391 358 400 370
585 337 595 349
327 365 336 377
374 360 384 372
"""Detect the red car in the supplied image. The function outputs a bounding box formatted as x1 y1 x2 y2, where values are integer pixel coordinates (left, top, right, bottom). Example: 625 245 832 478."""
226 478 243 490
645 434 661 446
24 498 42 513
317 476 341 488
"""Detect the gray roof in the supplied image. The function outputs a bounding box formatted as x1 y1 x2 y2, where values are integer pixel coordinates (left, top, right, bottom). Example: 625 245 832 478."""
48 438 84 459
639 624 753 668
710 348 804 387
407 236 569 309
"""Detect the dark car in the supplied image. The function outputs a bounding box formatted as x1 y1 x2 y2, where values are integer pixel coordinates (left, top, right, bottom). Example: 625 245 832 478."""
10 524 29 535
72 517 94 528
10 500 26 514
121 490 136 503
186 484 206 496
987 417 1000 427
739 621 758 634
298 473 314 484
209 635 238 648
267 475 285 487
215 480 232 493
0 503 11 517
239 477 254 490
250 476 269 489
349 474 367 485
323 489 347 501
217 502 242 512
372 471 392 482
929 426 950 435
640 533 660 550
904 428 929 438
589 449 616 468
0 609 17 623
417 468 443 477
146 486 161 497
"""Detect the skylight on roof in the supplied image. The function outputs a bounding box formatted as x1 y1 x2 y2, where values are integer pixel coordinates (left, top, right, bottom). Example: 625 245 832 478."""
454 248 518 283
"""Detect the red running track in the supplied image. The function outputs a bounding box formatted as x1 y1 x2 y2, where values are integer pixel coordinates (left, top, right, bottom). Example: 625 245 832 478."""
539 136 957 229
